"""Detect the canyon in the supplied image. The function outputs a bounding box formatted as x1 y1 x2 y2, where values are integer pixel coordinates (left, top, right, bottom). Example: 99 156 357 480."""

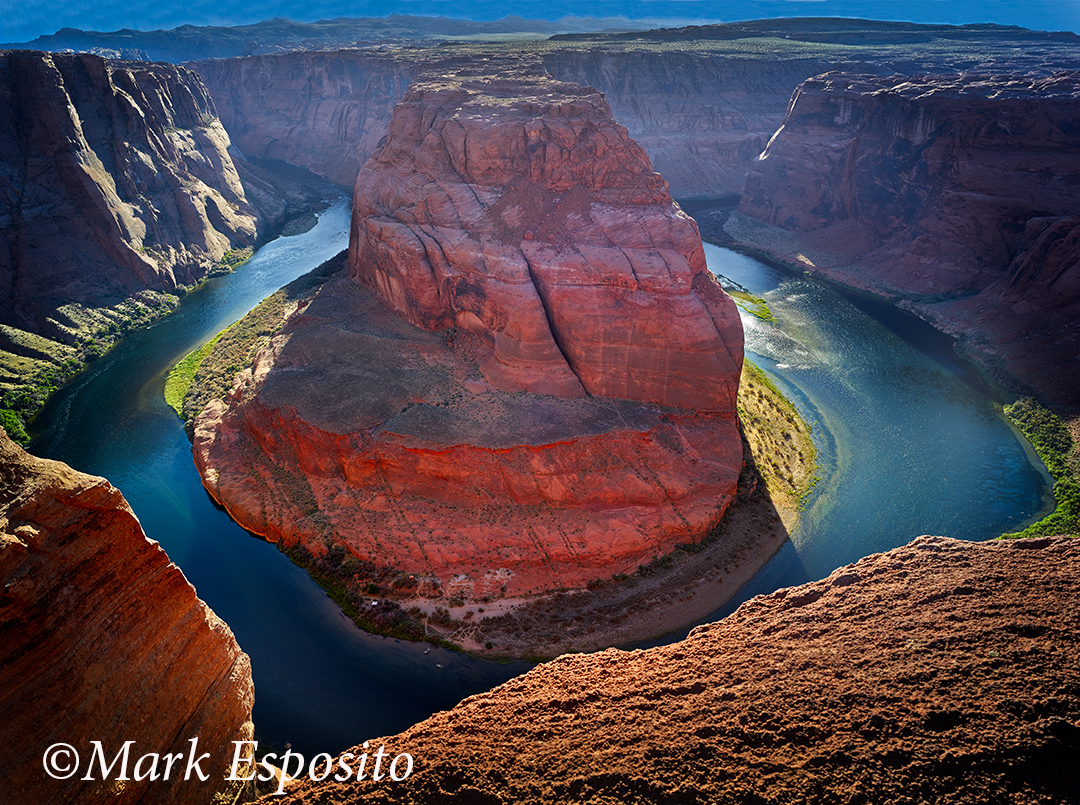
0 429 254 804
0 49 327 428
734 71 1080 407
1 16 1077 803
191 62 745 599
270 536 1080 804
183 21 1079 411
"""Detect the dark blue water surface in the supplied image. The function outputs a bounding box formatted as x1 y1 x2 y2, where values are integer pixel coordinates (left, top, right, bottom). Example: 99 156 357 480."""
28 203 1050 753
30 199 531 754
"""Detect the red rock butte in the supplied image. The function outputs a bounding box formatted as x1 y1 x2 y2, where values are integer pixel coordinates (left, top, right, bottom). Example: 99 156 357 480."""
194 63 744 597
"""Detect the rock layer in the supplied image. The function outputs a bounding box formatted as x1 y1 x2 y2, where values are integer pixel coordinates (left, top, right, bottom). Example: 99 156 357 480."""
193 66 744 598
736 71 1080 405
0 430 254 804
270 536 1080 805
350 64 743 410
0 51 262 334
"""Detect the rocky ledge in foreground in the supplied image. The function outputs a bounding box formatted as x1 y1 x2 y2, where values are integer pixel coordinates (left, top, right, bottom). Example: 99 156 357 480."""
0 430 254 804
193 63 744 599
270 536 1080 804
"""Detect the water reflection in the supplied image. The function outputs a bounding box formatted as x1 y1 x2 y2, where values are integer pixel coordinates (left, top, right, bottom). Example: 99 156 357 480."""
704 242 1049 585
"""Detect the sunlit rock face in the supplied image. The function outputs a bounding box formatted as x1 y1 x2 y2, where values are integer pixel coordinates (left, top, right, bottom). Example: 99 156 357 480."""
737 71 1080 405
267 536 1080 805
0 430 254 805
0 50 263 333
193 63 745 598
350 63 743 411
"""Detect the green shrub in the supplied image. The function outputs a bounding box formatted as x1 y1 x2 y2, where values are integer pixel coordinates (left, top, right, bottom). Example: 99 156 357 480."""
0 409 29 445
1002 397 1079 539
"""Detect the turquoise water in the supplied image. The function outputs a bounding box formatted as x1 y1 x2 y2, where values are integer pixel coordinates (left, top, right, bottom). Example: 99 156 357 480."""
27 207 1049 753
699 243 1051 613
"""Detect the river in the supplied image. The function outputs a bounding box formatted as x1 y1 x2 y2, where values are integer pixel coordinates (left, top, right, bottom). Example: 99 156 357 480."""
697 242 1050 620
28 199 1050 753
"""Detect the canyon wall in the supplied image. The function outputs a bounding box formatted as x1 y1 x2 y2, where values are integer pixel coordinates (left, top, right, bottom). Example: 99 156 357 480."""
192 64 744 600
541 51 833 198
192 52 418 188
192 48 830 200
0 51 263 334
0 430 254 804
734 71 1080 405
269 535 1080 805
190 24 1079 202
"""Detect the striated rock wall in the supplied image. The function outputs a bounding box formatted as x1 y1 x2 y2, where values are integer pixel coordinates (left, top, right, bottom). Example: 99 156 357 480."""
350 63 743 410
735 71 1080 405
192 66 744 599
269 535 1080 805
541 51 832 198
0 430 254 804
0 51 263 335
192 52 418 188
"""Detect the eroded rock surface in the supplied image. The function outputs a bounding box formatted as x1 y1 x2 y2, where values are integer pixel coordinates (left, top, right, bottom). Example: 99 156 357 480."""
193 52 417 188
0 430 254 804
193 65 744 598
0 51 262 332
350 64 743 410
736 71 1080 405
269 536 1080 805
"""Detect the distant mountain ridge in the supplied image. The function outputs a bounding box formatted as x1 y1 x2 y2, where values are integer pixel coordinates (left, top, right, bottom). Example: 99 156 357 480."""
1 14 673 62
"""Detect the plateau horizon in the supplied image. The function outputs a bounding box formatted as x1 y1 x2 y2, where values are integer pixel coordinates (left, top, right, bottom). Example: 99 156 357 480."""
3 1 1078 45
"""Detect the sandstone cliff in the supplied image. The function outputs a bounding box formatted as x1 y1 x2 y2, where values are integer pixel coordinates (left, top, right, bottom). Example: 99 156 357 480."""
0 51 262 329
0 430 254 804
190 23 1080 205
270 535 1080 805
0 50 288 427
541 50 833 199
349 63 743 409
735 71 1080 405
192 65 744 601
193 47 829 199
192 52 418 188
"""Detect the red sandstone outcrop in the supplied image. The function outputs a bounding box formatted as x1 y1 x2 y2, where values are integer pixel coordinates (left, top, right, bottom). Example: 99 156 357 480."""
736 71 1080 405
270 535 1080 804
192 66 744 599
0 430 254 804
350 65 742 410
0 51 264 337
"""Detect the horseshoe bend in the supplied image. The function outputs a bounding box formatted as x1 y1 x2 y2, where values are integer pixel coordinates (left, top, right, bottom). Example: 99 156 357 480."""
191 63 746 600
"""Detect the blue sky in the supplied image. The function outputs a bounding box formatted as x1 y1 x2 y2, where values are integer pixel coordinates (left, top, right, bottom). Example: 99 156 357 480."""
1 0 1077 42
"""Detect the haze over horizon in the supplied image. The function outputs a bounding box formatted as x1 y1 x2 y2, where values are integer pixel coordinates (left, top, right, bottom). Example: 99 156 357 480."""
1 0 1077 43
